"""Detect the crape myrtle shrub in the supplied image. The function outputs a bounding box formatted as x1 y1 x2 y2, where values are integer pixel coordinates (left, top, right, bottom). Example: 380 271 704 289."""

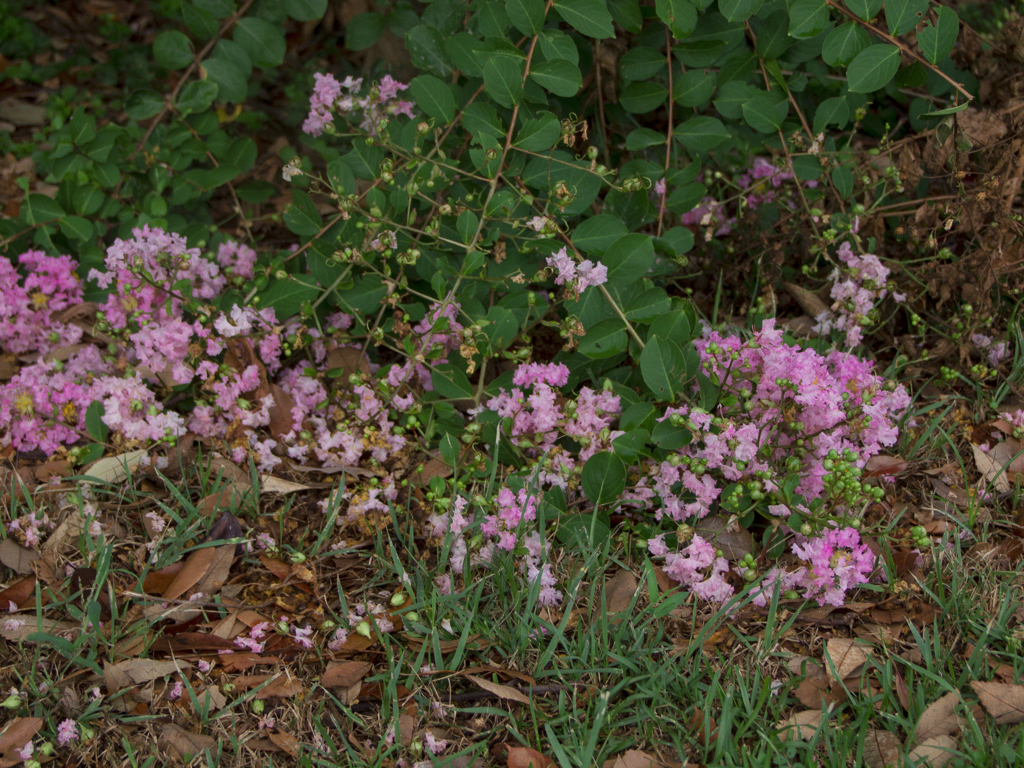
0 0 977 607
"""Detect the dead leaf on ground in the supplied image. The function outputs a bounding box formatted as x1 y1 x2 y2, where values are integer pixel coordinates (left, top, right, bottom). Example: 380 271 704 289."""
905 734 959 767
693 514 754 559
823 638 872 681
0 575 35 609
971 680 1024 724
864 454 908 478
163 544 232 601
107 658 191 685
267 730 300 757
862 728 901 768
0 717 43 768
506 746 555 768
794 673 842 710
609 750 671 768
160 724 217 761
777 710 823 742
322 660 372 689
0 617 79 643
604 569 637 616
972 439 1024 493
0 538 39 575
233 673 303 699
465 674 532 705
914 692 963 744
81 449 146 485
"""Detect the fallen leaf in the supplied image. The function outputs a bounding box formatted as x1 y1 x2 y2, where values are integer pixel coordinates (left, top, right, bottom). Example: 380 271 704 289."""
783 281 829 319
0 575 35 609
81 449 146 485
234 673 303 699
914 692 963 745
506 746 555 768
693 514 754 559
610 750 667 768
466 674 532 705
0 97 47 126
823 638 871 682
777 710 823 742
267 730 300 757
159 724 217 761
794 673 841 710
0 618 79 643
322 661 372 689
905 734 958 766
604 569 637 616
163 546 221 600
864 454 908 478
862 728 901 768
971 680 1024 724
399 705 417 746
0 717 43 768
259 475 313 494
0 539 38 575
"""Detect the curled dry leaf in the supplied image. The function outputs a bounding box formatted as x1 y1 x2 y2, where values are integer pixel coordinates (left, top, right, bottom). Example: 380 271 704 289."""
823 638 872 682
0 717 43 768
777 709 823 742
0 538 39 575
160 724 217 761
81 449 146 485
267 730 301 757
971 680 1024 724
506 746 555 768
905 734 959 767
465 674 532 705
604 569 638 616
862 728 901 768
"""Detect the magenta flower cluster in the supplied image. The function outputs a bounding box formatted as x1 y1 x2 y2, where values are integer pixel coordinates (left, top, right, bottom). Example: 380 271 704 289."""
303 73 415 137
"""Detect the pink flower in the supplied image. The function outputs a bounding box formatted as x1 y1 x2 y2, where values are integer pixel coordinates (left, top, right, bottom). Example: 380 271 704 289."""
57 718 78 747
378 75 408 103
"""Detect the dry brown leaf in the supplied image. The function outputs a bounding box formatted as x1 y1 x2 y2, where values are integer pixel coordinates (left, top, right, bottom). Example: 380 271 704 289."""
259 475 313 494
0 538 39 575
0 575 35 609
864 454 908 478
972 441 1023 493
322 661 372 689
794 673 841 710
604 569 637 616
823 638 871 682
905 734 958 766
0 617 78 643
399 705 417 746
971 680 1024 724
777 710 823 742
196 481 250 517
507 746 555 768
915 692 963 743
110 659 191 685
782 281 829 318
163 546 219 600
325 346 371 379
0 717 43 768
693 515 754 559
81 449 146 485
234 673 303 699
466 674 532 705
196 685 227 711
160 724 217 761
610 750 667 768
267 730 301 757
863 728 901 768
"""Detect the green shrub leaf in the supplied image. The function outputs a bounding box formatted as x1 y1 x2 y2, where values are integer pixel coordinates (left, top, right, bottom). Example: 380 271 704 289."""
846 44 901 93
234 18 286 67
153 31 194 70
917 6 959 65
553 0 615 39
409 75 456 122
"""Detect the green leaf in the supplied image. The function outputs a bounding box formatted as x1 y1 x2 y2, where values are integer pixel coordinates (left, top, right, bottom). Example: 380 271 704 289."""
572 215 628 254
640 336 685 400
673 70 716 107
408 75 456 123
431 364 476 399
612 429 650 461
656 0 697 39
625 128 665 150
741 94 788 133
788 0 829 39
125 89 164 120
182 3 217 37
85 401 109 443
59 216 94 241
507 0 545 35
21 194 65 224
193 0 234 18
624 288 672 322
234 18 286 67
515 112 561 151
73 185 104 215
843 0 882 20
608 0 643 32
822 22 871 67
718 0 762 23
649 306 695 344
439 434 461 467
283 189 323 237
812 96 850 133
754 11 791 60
153 30 194 69
917 100 970 119
259 276 319 320
917 6 959 65
457 209 479 244
530 59 582 97
483 57 524 108
176 81 219 115
651 419 692 450
620 47 665 81
619 82 668 114
347 12 385 50
579 319 628 359
673 115 730 152
582 451 627 505
539 30 579 64
284 0 328 20
552 0 615 39
202 57 247 103
846 44 901 93
713 81 759 119
603 233 654 283
406 25 452 76
886 0 929 36
831 165 855 198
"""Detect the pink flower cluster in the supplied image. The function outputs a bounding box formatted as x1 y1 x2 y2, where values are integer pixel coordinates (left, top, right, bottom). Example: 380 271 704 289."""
973 333 1008 367
815 241 904 346
0 250 83 354
303 73 415 137
546 247 608 295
